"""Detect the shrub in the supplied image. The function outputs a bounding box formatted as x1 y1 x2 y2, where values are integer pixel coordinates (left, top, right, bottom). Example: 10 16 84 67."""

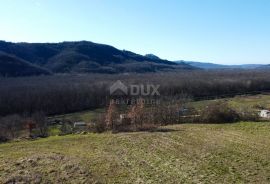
153 104 180 125
0 114 25 140
101 99 161 133
0 135 8 143
238 108 260 122
113 100 160 132
105 101 119 130
59 123 73 135
200 102 240 123
32 112 48 138
92 114 107 133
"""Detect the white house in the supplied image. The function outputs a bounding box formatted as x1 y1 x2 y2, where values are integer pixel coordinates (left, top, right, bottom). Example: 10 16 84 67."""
259 110 270 118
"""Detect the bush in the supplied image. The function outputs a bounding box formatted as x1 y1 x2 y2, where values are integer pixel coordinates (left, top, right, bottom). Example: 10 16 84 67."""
0 114 26 140
92 114 107 133
200 102 240 123
99 99 161 133
105 101 119 130
112 119 134 133
59 123 73 135
31 112 48 138
238 109 260 122
112 102 161 133
112 117 159 133
0 135 8 143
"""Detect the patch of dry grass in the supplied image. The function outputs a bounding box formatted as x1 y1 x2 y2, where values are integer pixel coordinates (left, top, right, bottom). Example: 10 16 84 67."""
1 122 270 183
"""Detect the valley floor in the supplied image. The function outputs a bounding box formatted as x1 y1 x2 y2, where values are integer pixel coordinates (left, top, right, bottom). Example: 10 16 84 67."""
1 122 270 183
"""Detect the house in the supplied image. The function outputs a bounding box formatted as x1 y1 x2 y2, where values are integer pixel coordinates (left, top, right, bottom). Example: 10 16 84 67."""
259 110 270 118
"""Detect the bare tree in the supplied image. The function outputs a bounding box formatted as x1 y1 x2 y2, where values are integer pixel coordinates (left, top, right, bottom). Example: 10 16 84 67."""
0 114 23 139
105 100 118 130
128 98 145 129
32 112 48 137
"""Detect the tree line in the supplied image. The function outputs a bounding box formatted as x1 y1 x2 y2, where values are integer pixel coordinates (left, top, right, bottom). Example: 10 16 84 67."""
0 70 270 117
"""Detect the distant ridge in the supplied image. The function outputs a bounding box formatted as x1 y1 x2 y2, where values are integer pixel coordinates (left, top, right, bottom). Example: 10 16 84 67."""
0 41 195 77
175 60 266 69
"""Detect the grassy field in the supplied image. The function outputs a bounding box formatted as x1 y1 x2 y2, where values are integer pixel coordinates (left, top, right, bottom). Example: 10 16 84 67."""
50 108 105 123
1 122 270 183
192 94 270 111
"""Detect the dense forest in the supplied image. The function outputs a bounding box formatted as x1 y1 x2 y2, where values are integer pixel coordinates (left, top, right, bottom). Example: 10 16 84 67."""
1 70 270 116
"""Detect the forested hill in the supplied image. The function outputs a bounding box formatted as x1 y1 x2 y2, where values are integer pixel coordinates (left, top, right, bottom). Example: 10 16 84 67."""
0 52 51 77
0 41 195 76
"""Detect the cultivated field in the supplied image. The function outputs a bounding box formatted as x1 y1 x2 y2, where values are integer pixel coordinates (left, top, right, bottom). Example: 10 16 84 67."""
1 122 270 183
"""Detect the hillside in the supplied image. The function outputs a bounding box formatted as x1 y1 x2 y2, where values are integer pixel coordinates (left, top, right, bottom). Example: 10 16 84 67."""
0 41 195 76
1 122 270 183
0 52 50 77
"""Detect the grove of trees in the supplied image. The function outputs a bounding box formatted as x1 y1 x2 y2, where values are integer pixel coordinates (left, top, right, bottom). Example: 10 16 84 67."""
1 70 270 117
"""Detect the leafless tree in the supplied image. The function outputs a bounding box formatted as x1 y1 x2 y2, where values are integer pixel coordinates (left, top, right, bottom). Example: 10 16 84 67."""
0 114 24 139
32 112 48 137
105 100 119 130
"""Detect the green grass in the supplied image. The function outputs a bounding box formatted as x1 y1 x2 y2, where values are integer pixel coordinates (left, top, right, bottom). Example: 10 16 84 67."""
51 108 105 122
228 94 270 110
48 125 61 136
1 122 270 183
191 94 270 111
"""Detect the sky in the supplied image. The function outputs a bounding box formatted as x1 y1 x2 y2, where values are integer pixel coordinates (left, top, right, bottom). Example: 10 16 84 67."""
0 0 270 65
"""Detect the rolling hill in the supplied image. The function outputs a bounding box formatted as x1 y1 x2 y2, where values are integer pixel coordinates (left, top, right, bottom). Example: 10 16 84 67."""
0 41 195 77
0 52 50 77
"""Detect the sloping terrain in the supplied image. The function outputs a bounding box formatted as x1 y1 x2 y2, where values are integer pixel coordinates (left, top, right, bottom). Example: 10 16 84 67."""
0 52 50 77
1 122 270 183
0 41 195 76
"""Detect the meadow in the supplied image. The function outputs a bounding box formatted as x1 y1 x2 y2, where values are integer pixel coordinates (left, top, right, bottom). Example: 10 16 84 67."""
1 122 270 183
